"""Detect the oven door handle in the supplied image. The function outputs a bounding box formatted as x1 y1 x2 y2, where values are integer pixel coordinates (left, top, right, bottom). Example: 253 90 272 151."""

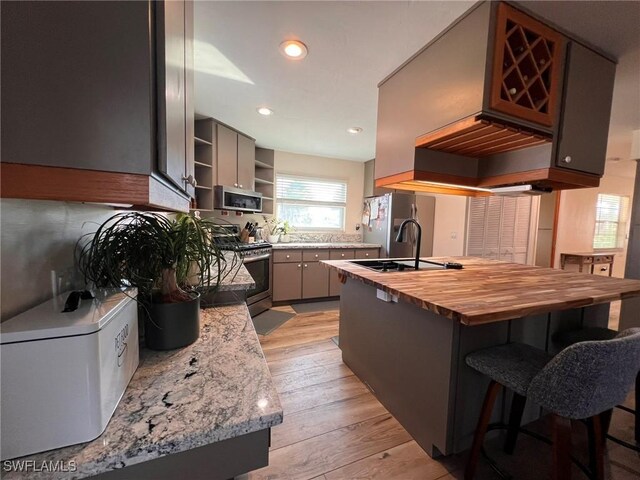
242 253 272 263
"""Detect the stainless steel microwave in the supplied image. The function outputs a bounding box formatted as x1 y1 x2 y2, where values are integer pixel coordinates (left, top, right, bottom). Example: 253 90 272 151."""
214 186 263 213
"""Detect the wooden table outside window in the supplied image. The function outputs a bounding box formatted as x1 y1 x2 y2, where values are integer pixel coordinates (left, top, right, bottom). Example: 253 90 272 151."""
560 252 616 276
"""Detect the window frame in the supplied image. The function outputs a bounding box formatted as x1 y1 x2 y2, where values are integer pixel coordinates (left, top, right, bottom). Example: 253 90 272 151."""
592 193 630 251
275 172 348 232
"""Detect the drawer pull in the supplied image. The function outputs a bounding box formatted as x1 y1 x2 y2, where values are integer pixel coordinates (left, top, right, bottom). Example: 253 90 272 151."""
315 254 319 258
341 253 345 257
365 253 369 257
286 254 290 259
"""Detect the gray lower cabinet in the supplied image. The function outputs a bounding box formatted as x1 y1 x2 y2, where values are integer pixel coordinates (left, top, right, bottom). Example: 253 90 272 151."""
273 248 380 301
272 262 302 302
329 250 356 297
302 262 330 299
302 250 330 299
355 249 379 260
554 42 616 176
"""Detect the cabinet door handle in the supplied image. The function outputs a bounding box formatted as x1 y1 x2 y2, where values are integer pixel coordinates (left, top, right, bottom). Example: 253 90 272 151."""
239 184 243 188
562 156 572 164
182 174 197 187
297 264 301 268
304 264 308 268
234 183 238 187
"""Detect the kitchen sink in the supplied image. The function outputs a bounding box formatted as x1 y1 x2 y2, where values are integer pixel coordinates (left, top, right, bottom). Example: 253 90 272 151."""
349 258 463 272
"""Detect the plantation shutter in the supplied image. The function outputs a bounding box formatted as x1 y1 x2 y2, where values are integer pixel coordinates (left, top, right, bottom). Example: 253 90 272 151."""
466 198 487 257
466 196 533 264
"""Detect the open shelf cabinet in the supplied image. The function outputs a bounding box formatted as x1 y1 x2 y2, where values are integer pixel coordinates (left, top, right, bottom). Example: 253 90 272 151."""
255 147 275 214
192 117 216 211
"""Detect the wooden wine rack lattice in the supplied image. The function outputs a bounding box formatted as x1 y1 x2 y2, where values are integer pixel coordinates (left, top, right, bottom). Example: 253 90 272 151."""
490 3 564 127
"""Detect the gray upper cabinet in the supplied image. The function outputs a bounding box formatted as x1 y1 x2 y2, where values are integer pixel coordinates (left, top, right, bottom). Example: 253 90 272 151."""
237 134 256 190
157 0 195 197
554 42 616 176
0 0 194 211
217 124 239 187
215 123 255 189
1 1 152 173
374 1 617 193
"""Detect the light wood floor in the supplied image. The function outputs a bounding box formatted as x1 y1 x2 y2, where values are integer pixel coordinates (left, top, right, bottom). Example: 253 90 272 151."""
241 305 640 480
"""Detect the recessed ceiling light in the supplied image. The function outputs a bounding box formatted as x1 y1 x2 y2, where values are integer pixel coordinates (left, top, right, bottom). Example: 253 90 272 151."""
347 127 363 135
257 107 274 116
280 40 308 60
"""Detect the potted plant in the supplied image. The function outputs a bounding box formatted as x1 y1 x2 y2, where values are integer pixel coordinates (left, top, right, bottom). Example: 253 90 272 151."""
263 216 280 244
76 212 237 350
279 220 294 243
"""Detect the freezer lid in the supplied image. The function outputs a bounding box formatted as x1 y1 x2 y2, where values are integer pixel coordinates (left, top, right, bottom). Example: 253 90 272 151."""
0 288 136 344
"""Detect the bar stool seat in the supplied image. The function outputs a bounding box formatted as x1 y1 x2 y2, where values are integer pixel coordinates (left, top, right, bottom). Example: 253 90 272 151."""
465 343 553 396
464 328 640 480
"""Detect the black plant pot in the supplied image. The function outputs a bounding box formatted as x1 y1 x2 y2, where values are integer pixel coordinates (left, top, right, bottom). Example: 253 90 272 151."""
143 292 201 351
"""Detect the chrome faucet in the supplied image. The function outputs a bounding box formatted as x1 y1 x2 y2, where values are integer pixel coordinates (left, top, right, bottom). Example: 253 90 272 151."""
396 219 422 271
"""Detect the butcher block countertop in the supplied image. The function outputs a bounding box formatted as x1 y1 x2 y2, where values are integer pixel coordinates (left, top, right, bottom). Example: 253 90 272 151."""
322 256 640 326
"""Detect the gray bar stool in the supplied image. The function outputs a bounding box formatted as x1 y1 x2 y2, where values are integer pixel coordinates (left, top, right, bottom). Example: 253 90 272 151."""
464 328 640 480
555 326 640 444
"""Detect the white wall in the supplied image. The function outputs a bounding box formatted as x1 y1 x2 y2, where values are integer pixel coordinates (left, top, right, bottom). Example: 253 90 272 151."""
274 150 364 234
428 194 467 256
554 161 636 277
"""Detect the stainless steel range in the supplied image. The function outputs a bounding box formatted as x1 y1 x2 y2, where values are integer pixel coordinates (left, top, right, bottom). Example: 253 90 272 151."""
214 225 272 317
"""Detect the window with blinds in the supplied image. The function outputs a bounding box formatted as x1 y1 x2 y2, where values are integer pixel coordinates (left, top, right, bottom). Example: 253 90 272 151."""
275 173 347 231
466 196 533 264
593 194 630 249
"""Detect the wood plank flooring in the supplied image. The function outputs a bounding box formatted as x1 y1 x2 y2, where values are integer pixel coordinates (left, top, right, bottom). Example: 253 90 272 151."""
240 304 639 480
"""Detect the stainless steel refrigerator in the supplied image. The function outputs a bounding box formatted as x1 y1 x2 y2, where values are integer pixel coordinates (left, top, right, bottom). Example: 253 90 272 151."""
362 193 435 258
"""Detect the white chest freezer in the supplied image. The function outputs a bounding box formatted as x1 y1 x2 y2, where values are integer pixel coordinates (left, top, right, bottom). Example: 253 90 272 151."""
0 289 139 460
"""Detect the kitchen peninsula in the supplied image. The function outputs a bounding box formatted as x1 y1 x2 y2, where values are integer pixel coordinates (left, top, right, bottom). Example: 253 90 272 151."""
3 266 282 480
322 257 640 457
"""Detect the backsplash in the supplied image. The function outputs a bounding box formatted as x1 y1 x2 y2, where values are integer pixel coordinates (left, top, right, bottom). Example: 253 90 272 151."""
0 199 118 322
283 232 362 243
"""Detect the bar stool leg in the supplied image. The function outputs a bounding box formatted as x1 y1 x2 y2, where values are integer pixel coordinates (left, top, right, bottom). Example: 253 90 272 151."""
504 393 526 454
635 372 639 442
465 380 502 480
552 414 573 480
587 415 605 480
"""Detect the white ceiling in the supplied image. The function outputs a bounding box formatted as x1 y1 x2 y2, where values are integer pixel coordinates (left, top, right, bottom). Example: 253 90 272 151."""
194 1 640 167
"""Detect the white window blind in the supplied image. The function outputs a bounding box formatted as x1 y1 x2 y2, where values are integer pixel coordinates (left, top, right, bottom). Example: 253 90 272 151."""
593 194 630 249
466 196 532 264
276 173 347 231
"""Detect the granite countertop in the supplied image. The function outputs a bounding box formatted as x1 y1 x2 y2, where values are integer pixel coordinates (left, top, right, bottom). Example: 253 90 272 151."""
323 256 640 326
6 304 282 480
271 242 381 250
